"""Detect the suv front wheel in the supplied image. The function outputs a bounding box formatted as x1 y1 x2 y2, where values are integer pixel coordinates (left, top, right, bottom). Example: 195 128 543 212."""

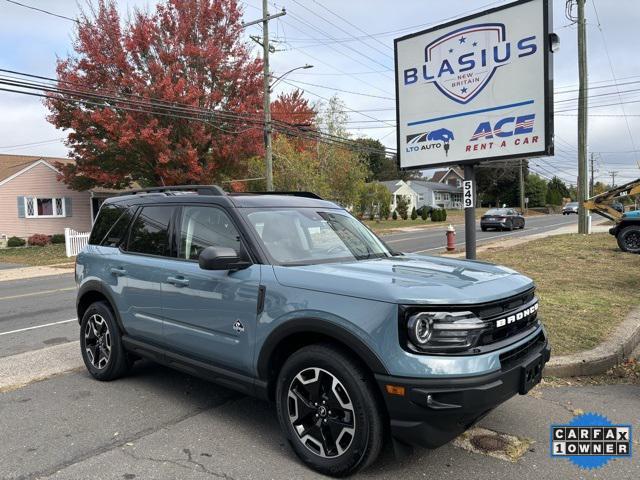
80 301 131 381
275 344 385 477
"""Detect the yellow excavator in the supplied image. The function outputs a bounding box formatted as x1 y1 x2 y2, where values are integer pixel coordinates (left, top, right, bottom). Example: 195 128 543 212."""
583 178 640 253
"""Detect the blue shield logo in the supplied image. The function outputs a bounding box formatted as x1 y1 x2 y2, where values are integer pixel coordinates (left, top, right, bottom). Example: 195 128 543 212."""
424 23 507 104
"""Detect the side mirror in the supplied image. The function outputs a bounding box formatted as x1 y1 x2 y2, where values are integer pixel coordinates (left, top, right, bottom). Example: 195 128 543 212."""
198 246 250 271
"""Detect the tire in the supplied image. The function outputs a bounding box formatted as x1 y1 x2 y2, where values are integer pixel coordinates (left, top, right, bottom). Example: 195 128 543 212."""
617 225 640 253
506 221 514 231
481 226 487 232
80 301 131 381
276 344 385 477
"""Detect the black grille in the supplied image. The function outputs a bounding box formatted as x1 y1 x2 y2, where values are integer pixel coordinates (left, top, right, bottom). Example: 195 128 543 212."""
499 331 546 370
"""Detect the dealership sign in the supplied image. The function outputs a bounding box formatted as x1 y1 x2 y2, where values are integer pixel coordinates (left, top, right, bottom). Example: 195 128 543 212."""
395 0 554 170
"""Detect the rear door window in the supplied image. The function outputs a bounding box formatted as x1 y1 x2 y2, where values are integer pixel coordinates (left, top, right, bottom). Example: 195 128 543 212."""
89 204 123 245
126 206 174 257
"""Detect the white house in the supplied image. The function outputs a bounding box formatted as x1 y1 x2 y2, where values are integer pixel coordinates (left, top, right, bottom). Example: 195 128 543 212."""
379 180 419 213
379 179 463 213
407 180 463 209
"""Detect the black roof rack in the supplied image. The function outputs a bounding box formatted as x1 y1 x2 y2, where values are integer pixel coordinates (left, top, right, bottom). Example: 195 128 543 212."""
122 185 226 196
240 191 324 200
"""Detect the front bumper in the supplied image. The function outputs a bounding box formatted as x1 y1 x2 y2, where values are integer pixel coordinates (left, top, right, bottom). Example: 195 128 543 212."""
375 331 551 449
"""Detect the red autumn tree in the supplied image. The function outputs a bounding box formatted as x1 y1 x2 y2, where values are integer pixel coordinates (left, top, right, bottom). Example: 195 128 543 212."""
46 0 265 189
271 89 317 152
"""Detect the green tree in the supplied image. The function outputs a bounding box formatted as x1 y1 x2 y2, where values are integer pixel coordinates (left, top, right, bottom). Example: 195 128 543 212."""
357 182 391 220
525 174 548 207
421 206 428 221
411 206 417 220
396 195 409 220
546 176 569 205
392 210 398 220
354 138 386 181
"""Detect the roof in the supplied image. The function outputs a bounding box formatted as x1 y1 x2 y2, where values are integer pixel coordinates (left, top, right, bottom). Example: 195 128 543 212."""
108 191 340 210
379 180 407 193
430 167 463 183
0 154 71 183
408 179 462 193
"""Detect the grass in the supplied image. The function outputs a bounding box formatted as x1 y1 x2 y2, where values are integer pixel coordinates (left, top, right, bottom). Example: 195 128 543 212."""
0 244 69 266
480 233 640 356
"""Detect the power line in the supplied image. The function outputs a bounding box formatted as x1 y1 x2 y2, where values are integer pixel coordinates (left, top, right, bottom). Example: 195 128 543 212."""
3 0 78 23
591 0 640 168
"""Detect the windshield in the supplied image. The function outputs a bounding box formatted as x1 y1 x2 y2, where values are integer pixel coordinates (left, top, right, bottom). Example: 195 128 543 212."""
242 208 393 265
486 208 509 216
566 202 578 207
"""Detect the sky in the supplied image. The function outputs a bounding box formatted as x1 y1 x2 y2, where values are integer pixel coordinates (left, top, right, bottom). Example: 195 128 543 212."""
0 0 639 185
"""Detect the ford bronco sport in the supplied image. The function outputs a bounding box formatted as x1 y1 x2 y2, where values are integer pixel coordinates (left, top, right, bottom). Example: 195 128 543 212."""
76 185 550 477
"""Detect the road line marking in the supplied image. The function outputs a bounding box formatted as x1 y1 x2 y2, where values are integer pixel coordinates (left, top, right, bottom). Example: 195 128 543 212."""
0 287 76 301
0 319 76 337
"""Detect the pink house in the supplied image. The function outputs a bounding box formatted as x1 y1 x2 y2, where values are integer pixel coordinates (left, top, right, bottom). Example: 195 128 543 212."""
0 154 115 239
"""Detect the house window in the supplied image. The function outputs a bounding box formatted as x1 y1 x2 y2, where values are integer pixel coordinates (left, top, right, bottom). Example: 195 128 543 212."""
435 192 443 202
25 197 66 218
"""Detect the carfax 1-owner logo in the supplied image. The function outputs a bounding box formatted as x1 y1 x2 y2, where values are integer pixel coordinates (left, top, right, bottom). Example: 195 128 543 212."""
551 412 632 470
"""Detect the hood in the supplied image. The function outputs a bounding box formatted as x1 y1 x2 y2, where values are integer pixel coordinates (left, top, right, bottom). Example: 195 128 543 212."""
272 254 534 305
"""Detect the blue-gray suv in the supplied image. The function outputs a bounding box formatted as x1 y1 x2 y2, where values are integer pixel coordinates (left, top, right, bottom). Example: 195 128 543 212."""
76 185 550 477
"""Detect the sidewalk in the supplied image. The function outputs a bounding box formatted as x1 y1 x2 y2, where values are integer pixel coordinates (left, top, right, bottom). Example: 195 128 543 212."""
0 263 74 282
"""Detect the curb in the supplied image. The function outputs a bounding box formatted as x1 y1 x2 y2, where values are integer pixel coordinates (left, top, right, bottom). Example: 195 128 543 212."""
545 307 640 377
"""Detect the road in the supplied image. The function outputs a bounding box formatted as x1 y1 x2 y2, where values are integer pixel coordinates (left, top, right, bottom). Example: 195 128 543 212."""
378 213 580 253
2 214 637 479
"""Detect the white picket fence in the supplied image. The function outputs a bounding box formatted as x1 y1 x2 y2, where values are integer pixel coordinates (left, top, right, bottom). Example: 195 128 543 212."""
64 227 90 257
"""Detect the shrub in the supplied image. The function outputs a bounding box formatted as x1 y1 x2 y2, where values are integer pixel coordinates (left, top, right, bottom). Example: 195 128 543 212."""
396 195 409 220
411 207 417 220
28 233 50 247
392 210 398 220
380 202 390 220
432 208 447 222
7 236 25 247
421 206 429 221
51 233 66 244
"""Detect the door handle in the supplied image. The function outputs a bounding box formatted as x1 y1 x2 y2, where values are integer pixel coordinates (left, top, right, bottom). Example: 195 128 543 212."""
109 267 127 276
166 276 189 287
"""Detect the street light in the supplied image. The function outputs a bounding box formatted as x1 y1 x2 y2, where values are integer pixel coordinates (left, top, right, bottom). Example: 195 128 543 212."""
264 63 313 191
269 64 313 92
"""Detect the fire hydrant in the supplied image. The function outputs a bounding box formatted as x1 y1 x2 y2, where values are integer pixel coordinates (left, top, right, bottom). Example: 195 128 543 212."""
446 224 456 252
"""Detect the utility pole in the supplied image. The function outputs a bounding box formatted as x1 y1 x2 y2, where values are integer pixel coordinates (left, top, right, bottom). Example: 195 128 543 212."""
609 170 618 187
577 0 590 233
519 159 526 212
589 152 595 196
243 2 286 191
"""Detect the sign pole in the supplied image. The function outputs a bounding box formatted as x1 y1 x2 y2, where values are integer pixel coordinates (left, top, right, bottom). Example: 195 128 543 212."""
463 164 477 260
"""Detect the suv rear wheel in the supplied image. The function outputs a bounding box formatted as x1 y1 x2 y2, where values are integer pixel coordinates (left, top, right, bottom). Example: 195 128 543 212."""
275 344 384 477
80 301 131 381
617 225 640 253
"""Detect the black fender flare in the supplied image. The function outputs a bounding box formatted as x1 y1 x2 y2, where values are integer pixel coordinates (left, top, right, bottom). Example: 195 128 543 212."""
76 280 128 335
256 317 389 381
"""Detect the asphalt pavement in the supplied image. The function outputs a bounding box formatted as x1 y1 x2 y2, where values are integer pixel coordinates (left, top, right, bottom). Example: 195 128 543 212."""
0 273 77 358
0 361 636 480
378 213 580 253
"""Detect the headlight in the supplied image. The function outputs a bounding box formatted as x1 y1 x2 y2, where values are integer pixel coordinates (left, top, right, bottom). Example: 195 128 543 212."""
405 311 487 353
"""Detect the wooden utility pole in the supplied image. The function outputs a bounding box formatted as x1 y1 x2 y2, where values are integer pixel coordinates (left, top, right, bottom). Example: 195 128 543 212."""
610 170 618 187
577 0 590 233
243 3 286 191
